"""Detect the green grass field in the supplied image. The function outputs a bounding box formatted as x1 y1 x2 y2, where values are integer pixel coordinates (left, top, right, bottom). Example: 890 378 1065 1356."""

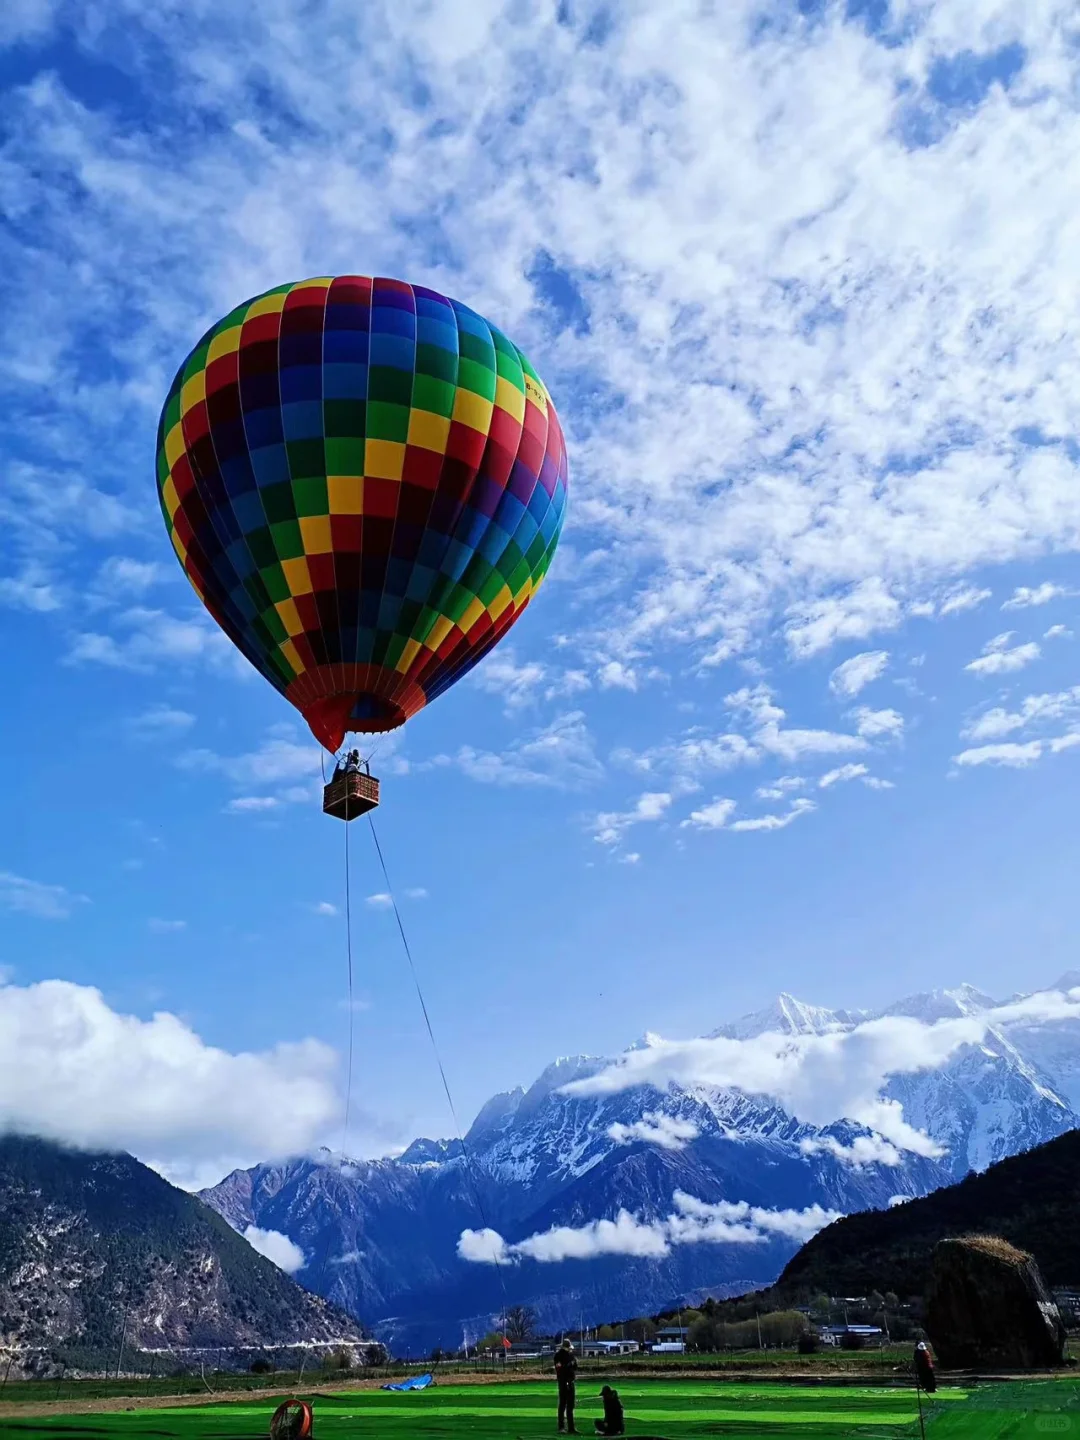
4 1378 1080 1438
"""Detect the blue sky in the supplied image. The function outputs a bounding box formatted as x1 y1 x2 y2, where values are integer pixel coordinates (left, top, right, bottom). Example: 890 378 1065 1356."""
1 0 1079 1188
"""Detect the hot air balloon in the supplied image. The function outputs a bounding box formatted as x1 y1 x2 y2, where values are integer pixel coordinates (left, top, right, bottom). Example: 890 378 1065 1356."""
156 276 568 818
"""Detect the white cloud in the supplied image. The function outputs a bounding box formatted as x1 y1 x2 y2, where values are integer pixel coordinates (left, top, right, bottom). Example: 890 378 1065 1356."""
800 1134 904 1169
405 887 428 901
0 979 339 1184
366 893 393 910
852 706 905 740
242 1226 306 1275
0 872 87 921
226 796 280 814
755 776 805 801
953 741 1045 768
437 712 602 790
148 918 186 934
127 705 196 740
563 989 1080 1162
181 734 318 789
0 565 61 613
4 0 1080 694
726 686 866 763
598 660 638 692
312 902 338 917
1045 624 1072 640
829 651 889 699
471 649 548 713
938 586 992 617
594 791 672 846
731 797 816 832
819 763 869 788
1002 582 1070 610
784 581 902 660
181 732 320 812
94 557 164 599
965 632 1041 677
459 1191 840 1266
681 796 737 831
961 687 1080 742
67 608 238 675
608 1111 700 1151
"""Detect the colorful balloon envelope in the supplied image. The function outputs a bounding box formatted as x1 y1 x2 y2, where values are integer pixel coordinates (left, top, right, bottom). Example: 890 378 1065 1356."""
156 276 568 752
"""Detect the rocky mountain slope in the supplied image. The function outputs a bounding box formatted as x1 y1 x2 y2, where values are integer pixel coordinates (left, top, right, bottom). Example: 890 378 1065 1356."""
201 977 1080 1354
0 1136 364 1370
777 1128 1080 1298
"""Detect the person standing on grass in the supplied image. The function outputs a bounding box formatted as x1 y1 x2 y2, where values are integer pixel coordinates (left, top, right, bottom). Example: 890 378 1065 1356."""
555 1338 578 1434
914 1340 936 1394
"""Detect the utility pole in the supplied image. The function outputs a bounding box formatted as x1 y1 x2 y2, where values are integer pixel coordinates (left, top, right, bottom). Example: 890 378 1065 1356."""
115 1313 129 1380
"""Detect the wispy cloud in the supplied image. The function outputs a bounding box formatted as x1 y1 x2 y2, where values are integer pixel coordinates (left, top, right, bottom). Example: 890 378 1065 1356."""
851 707 905 740
829 651 889 699
938 586 992 618
818 763 869 788
681 796 738 831
148 918 186 934
242 1225 306 1275
563 988 1080 1160
954 738 1076 769
800 1134 903 1169
608 1112 700 1152
730 797 816 833
433 712 602 791
0 872 88 921
2 0 1077 700
459 1192 840 1266
127 705 196 741
593 791 672 847
965 632 1041 677
1002 582 1071 610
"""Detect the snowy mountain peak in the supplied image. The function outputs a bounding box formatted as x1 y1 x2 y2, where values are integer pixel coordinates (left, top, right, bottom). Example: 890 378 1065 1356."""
465 1087 525 1143
519 1055 605 1114
880 983 998 1024
711 991 860 1040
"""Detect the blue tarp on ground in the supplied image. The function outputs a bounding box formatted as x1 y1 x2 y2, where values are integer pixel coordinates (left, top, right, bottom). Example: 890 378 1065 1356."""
381 1373 435 1391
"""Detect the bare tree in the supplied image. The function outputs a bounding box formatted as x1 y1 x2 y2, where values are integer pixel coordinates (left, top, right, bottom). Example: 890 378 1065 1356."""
504 1305 538 1342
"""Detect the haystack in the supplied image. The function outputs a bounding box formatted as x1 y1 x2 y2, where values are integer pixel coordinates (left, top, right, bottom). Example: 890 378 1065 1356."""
925 1234 1066 1370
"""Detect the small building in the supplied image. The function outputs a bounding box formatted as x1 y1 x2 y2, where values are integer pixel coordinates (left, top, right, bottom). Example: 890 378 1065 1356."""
580 1339 640 1357
821 1325 885 1349
655 1327 689 1343
650 1342 685 1354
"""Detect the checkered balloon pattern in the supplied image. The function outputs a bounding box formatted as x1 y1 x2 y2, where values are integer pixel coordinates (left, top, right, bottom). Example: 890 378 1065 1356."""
156 276 568 752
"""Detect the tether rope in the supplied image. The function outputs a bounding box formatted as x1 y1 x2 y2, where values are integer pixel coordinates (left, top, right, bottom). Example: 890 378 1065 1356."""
367 812 514 1334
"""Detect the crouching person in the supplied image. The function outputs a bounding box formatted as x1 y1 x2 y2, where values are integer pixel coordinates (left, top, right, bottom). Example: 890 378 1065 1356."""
594 1384 625 1436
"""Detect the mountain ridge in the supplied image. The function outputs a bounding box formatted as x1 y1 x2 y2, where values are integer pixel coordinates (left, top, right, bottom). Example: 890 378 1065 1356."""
0 1135 366 1373
200 975 1080 1352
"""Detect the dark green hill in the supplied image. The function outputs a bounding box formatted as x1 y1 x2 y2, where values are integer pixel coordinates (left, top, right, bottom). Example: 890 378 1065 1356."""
778 1128 1080 1298
0 1135 364 1365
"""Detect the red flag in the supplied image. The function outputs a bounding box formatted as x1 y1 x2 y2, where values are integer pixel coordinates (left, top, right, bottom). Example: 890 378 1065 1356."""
501 1336 511 1350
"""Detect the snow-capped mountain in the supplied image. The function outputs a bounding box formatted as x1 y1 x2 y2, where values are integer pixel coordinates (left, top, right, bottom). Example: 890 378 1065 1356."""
200 978 1080 1354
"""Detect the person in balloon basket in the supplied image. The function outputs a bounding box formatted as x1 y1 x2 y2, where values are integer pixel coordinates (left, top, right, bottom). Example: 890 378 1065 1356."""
555 1338 578 1433
593 1384 625 1436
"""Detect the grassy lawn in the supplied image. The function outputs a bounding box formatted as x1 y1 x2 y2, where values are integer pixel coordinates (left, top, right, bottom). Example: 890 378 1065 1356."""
3 1377 1078 1438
